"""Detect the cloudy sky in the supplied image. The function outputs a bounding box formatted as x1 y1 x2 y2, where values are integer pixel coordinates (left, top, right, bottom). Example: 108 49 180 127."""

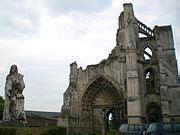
0 0 180 112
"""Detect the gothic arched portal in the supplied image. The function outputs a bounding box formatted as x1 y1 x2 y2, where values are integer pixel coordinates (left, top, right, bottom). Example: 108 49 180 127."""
81 76 125 130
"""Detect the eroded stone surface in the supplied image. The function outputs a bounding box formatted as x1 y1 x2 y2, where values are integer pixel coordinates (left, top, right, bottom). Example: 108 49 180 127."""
3 65 27 126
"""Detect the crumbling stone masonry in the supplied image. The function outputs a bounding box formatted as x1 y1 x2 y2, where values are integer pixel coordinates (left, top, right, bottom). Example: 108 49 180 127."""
57 3 180 134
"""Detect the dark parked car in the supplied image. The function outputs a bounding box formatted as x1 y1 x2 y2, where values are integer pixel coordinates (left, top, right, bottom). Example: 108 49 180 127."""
118 124 148 135
145 122 180 135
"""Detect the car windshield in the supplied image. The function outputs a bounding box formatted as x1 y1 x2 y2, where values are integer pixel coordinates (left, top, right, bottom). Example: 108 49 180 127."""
135 125 143 131
146 123 157 133
174 124 180 132
119 124 127 132
163 124 172 133
128 125 134 131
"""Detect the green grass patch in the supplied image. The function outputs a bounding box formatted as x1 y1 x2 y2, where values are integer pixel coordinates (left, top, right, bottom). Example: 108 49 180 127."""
16 128 48 135
106 129 117 135
48 127 66 135
0 127 16 135
0 126 66 135
90 129 117 135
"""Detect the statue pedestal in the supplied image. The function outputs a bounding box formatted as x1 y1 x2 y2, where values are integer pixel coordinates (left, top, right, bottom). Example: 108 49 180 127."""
2 120 27 127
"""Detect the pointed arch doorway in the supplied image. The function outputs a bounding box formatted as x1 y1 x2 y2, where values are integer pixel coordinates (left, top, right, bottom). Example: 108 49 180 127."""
81 76 125 132
146 102 162 123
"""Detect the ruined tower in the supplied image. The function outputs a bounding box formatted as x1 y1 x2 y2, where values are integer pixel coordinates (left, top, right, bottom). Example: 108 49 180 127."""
58 3 180 134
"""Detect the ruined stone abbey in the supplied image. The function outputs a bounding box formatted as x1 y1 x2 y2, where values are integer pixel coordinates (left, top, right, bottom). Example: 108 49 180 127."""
57 3 180 133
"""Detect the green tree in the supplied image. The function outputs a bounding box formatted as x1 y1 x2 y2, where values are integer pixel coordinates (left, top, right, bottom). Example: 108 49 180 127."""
0 96 4 120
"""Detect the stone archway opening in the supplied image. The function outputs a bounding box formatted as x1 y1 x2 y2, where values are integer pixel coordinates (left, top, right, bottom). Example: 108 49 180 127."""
144 46 153 60
146 102 161 123
106 108 115 131
81 77 124 132
144 68 158 94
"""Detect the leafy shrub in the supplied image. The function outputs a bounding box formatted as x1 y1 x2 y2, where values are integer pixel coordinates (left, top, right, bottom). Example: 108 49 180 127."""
0 126 66 135
91 129 117 135
0 127 16 135
106 129 117 135
48 127 66 135
91 130 102 135
0 96 4 120
16 128 48 135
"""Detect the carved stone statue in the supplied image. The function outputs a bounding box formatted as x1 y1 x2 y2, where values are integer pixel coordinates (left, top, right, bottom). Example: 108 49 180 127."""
3 65 27 125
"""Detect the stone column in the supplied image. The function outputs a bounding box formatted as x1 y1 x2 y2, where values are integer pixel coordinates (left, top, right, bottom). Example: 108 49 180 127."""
102 108 106 135
123 3 142 124
160 85 171 122
154 27 170 122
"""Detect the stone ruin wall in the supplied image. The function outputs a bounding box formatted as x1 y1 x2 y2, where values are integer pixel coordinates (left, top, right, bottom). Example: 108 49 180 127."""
58 3 180 132
68 51 127 117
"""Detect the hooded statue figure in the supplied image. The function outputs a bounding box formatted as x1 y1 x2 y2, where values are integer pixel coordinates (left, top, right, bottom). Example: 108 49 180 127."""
3 65 27 125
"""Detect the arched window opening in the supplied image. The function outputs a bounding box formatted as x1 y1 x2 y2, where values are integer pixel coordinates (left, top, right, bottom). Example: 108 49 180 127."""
145 70 155 94
144 47 153 60
139 33 147 38
107 109 115 130
146 102 161 123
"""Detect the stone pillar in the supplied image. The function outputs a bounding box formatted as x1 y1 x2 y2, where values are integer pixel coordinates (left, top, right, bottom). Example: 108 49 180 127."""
102 108 106 135
160 85 171 122
123 3 142 124
57 117 70 135
154 27 170 122
70 61 78 84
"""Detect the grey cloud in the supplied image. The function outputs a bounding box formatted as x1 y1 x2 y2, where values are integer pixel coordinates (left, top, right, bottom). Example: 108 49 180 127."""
0 0 111 38
134 0 180 25
43 0 111 14
0 0 43 38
